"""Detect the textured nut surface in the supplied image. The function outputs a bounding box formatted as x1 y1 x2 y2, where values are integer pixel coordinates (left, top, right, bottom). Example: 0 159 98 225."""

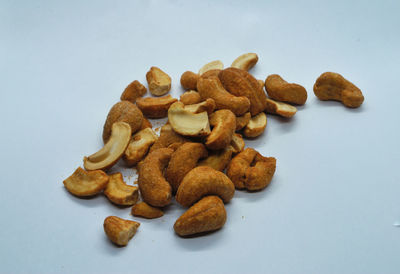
123 128 158 166
229 133 245 154
227 148 276 191
138 148 174 207
104 173 138 206
265 98 297 118
235 112 251 131
131 202 163 219
174 196 226 237
184 98 216 115
313 72 364 108
146 66 171 96
199 60 224 75
231 53 259 71
180 71 199 90
206 109 236 150
63 167 109 197
219 67 267 116
102 101 143 143
197 147 233 171
103 216 140 246
120 80 147 103
180 90 202 105
243 112 267 138
197 75 250 116
265 74 307 105
150 124 188 152
139 117 152 130
136 95 177 118
84 122 132 171
176 166 235 207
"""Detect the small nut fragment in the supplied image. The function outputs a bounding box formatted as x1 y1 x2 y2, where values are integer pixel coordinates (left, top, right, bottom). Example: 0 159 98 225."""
265 74 307 105
103 216 140 246
136 95 178 118
180 71 199 90
168 102 210 137
180 90 202 105
199 60 224 75
174 196 226 237
176 166 235 207
149 123 188 152
206 109 236 150
146 66 171 96
313 72 364 108
229 133 245 154
226 148 276 191
84 122 132 171
63 167 109 197
231 53 259 71
265 98 297 118
243 112 267 138
184 98 216 115
102 101 143 143
104 173 138 206
235 112 251 131
197 147 232 171
120 80 147 103
123 128 158 166
131 202 164 219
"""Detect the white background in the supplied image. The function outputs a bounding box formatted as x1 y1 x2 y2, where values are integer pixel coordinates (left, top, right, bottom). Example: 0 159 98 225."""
1 0 399 273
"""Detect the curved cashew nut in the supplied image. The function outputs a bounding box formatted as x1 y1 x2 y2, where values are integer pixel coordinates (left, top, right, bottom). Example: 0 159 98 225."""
265 98 297 118
265 74 307 105
206 109 236 150
235 112 251 131
176 166 235 207
197 147 233 171
184 98 216 115
149 124 188 152
63 167 109 197
243 112 267 138
199 60 224 75
123 128 158 166
231 53 258 71
131 202 164 219
180 90 201 105
136 95 177 118
104 173 138 206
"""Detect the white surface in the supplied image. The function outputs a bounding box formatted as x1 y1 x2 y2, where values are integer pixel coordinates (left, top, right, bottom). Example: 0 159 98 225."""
1 0 399 273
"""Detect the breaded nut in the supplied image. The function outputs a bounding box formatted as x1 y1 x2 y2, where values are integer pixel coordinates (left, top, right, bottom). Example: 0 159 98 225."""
103 216 139 246
180 71 199 90
120 80 147 103
197 147 233 171
226 148 276 191
150 124 188 152
231 53 259 71
313 72 364 108
176 166 235 207
265 74 307 105
123 128 158 166
229 133 245 154
146 66 171 96
104 173 138 206
184 98 216 115
243 112 267 138
235 112 251 131
180 90 202 105
102 101 143 143
138 148 174 207
199 60 224 75
63 167 109 197
131 202 164 219
136 95 178 118
206 109 236 150
197 76 250 116
265 98 297 118
165 142 208 192
174 196 226 237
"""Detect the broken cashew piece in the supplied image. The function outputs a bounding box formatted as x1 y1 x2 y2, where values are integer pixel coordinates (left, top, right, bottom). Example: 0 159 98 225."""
103 216 140 246
265 98 297 118
84 122 132 171
176 166 235 207
146 66 171 96
168 101 210 137
63 167 109 197
184 98 216 115
180 71 199 90
149 123 188 152
197 147 233 171
174 196 226 237
265 74 308 105
120 80 147 103
231 53 259 71
230 133 245 154
236 112 251 131
199 60 224 75
243 112 267 138
123 128 158 166
313 72 364 108
104 173 138 206
131 202 164 219
180 90 201 105
206 109 236 150
136 95 178 118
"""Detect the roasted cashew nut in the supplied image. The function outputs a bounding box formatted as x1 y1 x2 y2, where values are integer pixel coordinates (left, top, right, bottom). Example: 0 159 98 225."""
243 112 267 138
123 128 158 166
265 74 307 105
63 167 109 197
206 109 236 150
265 98 297 118
136 95 177 118
104 173 138 206
131 202 164 219
103 216 140 246
231 53 258 71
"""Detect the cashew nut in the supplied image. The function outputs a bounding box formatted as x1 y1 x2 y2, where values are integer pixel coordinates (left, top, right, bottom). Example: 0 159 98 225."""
139 117 152 130
265 98 297 118
199 60 224 75
146 66 171 96
184 98 216 115
63 167 109 197
103 216 140 246
235 112 251 131
120 80 147 103
180 71 199 90
265 74 308 105
131 202 164 219
180 90 201 105
136 95 178 118
149 123 188 152
206 109 236 150
243 112 267 138
104 173 138 206
123 128 158 166
176 166 235 207
231 53 258 71
230 133 245 154
197 147 233 171
84 122 131 171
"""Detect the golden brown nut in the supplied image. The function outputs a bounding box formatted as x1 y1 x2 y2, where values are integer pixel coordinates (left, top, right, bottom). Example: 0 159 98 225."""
243 112 267 138
102 101 143 143
197 76 250 116
176 166 235 207
235 112 251 131
165 142 208 192
180 90 202 105
229 133 245 154
265 74 307 105
136 95 178 118
174 196 226 237
219 67 267 116
138 148 174 207
146 66 171 96
184 98 216 115
84 122 132 171
197 147 232 171
123 128 158 166
149 124 188 152
313 72 364 108
206 109 236 150
120 80 147 103
265 98 297 118
201 69 221 79
103 216 140 246
63 167 109 197
231 53 259 71
258 79 264 88
199 60 224 75
140 117 152 130
226 148 276 191
131 202 164 219
104 173 138 206
180 71 199 90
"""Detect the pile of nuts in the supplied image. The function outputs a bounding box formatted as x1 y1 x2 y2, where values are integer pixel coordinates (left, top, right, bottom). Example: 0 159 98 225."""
63 53 364 246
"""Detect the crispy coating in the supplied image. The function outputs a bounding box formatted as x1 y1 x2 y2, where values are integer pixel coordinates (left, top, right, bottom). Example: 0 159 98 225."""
199 60 224 75
235 112 251 131
180 71 199 90
197 147 233 171
104 173 138 206
150 124 188 152
103 216 139 246
206 109 236 150
63 167 109 197
120 80 147 103
136 95 177 118
265 74 307 105
123 128 158 166
180 90 202 105
131 202 164 219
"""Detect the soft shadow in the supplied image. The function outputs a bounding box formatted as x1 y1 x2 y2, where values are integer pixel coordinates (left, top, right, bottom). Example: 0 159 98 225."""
268 114 298 133
232 177 278 203
173 227 225 251
314 99 366 113
62 187 106 208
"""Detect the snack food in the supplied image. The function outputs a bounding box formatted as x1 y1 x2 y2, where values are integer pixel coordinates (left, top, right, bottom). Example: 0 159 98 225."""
123 128 158 166
231 53 258 71
136 95 177 118
120 80 147 103
265 74 307 105
146 66 172 96
63 167 109 197
131 202 164 219
243 112 267 138
103 216 140 246
104 173 138 206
